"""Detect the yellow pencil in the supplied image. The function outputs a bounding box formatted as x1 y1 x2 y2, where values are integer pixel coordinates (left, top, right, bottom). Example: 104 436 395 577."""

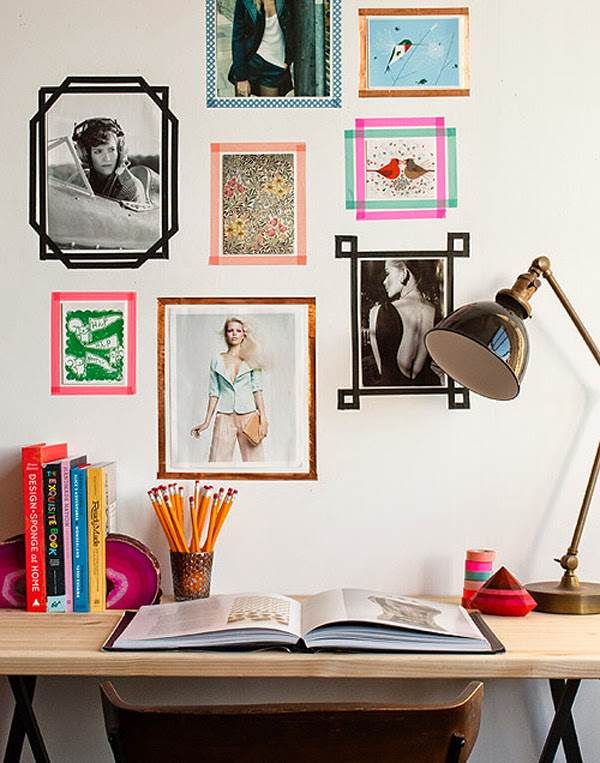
152 489 181 551
148 491 176 551
207 490 237 552
203 489 222 552
196 486 212 548
190 495 200 552
161 487 188 552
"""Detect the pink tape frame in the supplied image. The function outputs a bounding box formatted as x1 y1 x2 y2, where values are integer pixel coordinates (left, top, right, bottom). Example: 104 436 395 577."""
50 291 137 395
355 116 447 220
210 142 307 265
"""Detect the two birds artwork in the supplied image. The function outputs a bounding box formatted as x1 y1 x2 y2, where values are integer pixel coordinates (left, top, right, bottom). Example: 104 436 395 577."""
367 158 434 181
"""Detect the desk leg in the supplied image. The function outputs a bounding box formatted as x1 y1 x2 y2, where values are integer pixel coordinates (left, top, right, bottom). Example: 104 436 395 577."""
4 676 50 763
538 679 582 763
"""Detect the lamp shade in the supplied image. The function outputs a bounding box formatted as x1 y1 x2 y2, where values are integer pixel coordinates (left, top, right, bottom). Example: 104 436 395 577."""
424 301 530 400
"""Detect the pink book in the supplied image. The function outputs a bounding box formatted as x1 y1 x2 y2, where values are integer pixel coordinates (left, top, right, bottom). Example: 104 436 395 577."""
60 455 87 611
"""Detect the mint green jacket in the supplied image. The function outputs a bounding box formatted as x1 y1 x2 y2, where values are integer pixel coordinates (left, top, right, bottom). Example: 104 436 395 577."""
208 355 263 414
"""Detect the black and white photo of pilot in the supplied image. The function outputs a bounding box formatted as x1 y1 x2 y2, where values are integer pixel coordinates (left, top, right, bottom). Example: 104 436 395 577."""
46 93 161 252
360 258 446 388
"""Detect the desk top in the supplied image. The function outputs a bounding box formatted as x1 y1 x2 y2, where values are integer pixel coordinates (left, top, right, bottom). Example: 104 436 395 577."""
2 608 600 679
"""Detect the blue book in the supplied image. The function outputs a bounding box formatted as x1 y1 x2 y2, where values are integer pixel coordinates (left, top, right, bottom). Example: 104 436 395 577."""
71 465 89 612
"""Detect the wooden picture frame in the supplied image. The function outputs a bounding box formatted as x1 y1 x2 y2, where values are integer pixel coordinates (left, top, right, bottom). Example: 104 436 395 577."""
359 8 470 98
157 297 317 480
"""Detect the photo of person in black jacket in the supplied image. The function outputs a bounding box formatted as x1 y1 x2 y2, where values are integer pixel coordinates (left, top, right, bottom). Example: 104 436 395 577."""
228 0 293 97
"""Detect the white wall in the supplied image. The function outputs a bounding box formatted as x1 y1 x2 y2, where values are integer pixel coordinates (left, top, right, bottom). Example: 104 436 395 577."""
1 1 599 761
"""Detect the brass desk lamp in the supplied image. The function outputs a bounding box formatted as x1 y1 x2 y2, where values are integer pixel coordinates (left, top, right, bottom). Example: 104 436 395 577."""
425 257 600 614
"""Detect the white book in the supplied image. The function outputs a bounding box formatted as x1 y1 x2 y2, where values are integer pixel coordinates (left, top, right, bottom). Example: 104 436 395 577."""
104 588 503 654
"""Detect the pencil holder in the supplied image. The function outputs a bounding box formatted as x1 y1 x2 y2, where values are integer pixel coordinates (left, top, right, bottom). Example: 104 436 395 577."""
170 550 213 601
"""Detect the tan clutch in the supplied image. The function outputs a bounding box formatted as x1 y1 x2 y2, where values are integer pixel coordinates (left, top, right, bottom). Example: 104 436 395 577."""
241 411 264 445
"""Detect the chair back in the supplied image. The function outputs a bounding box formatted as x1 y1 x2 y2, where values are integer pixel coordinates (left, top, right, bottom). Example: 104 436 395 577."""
100 680 483 763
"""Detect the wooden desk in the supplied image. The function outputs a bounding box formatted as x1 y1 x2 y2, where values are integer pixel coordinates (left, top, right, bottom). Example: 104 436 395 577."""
2 608 599 762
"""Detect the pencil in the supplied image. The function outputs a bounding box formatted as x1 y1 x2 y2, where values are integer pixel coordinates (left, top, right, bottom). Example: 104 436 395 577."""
203 489 222 552
207 489 237 552
148 491 177 551
161 486 188 552
152 488 182 551
196 486 212 548
190 495 200 552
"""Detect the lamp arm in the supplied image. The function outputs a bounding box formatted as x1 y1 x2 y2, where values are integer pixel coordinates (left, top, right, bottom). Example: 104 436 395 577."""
531 257 600 364
529 257 600 588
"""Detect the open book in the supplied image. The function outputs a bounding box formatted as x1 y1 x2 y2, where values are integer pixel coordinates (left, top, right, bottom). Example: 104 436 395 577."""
104 588 503 653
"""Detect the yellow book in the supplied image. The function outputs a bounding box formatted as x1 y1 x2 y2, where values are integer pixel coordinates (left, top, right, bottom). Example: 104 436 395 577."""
87 463 117 612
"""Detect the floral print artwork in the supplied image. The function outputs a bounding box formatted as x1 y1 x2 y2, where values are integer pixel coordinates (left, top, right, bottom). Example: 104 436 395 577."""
221 153 295 256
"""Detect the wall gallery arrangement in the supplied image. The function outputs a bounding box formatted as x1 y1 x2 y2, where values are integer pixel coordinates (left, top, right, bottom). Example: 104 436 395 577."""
33 5 471 479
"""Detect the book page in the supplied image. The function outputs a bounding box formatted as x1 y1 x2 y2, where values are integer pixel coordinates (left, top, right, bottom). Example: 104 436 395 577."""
339 589 482 638
119 593 302 642
300 588 347 635
302 588 482 640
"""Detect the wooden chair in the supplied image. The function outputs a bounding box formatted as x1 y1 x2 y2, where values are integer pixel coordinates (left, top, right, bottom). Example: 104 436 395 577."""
100 680 483 763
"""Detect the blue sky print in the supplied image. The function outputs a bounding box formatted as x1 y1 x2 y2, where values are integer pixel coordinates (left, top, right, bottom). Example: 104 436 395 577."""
368 16 461 90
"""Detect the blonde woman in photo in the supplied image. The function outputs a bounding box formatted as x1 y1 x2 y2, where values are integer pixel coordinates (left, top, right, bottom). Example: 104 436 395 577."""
191 318 269 462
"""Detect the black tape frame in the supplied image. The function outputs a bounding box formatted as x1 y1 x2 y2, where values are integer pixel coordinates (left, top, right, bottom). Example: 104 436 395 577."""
30 76 179 269
336 232 471 411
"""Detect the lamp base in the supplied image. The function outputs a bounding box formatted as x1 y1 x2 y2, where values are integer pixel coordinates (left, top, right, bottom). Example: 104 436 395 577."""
526 581 600 614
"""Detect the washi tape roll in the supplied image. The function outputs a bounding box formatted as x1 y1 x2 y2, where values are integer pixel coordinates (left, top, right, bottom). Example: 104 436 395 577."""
466 549 496 563
465 559 493 572
462 548 496 608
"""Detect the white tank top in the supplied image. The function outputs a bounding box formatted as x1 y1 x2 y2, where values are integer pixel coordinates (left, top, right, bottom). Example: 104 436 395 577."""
256 13 286 69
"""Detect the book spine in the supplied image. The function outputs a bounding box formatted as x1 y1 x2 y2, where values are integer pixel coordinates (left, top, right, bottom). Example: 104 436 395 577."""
43 464 66 612
71 467 89 612
22 453 46 612
61 461 73 612
87 467 106 612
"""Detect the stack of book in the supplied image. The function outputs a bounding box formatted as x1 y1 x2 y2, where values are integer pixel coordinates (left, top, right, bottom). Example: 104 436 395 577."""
21 442 116 613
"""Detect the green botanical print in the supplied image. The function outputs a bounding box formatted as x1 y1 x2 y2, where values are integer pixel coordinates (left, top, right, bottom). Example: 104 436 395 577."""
63 309 125 383
222 153 295 256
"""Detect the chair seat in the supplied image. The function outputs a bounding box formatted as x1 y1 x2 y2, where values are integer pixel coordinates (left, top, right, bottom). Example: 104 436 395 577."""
100 681 483 763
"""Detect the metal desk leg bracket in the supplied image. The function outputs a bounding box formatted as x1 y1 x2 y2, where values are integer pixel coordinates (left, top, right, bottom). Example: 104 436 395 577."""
538 679 582 763
3 676 50 763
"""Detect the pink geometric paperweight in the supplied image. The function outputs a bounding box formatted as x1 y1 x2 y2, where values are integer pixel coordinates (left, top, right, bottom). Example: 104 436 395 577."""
469 566 537 617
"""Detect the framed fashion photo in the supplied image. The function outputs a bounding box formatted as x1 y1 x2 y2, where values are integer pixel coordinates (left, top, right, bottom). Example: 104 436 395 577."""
358 8 470 98
206 0 342 108
30 76 178 269
157 297 317 480
336 232 470 410
50 291 136 395
210 142 306 265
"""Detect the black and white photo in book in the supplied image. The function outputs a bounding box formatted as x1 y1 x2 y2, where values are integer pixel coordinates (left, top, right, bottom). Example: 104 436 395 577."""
336 232 471 410
30 77 178 269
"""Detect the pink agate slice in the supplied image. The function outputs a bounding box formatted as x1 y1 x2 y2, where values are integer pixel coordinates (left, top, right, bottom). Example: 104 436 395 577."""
106 533 161 609
0 535 26 608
